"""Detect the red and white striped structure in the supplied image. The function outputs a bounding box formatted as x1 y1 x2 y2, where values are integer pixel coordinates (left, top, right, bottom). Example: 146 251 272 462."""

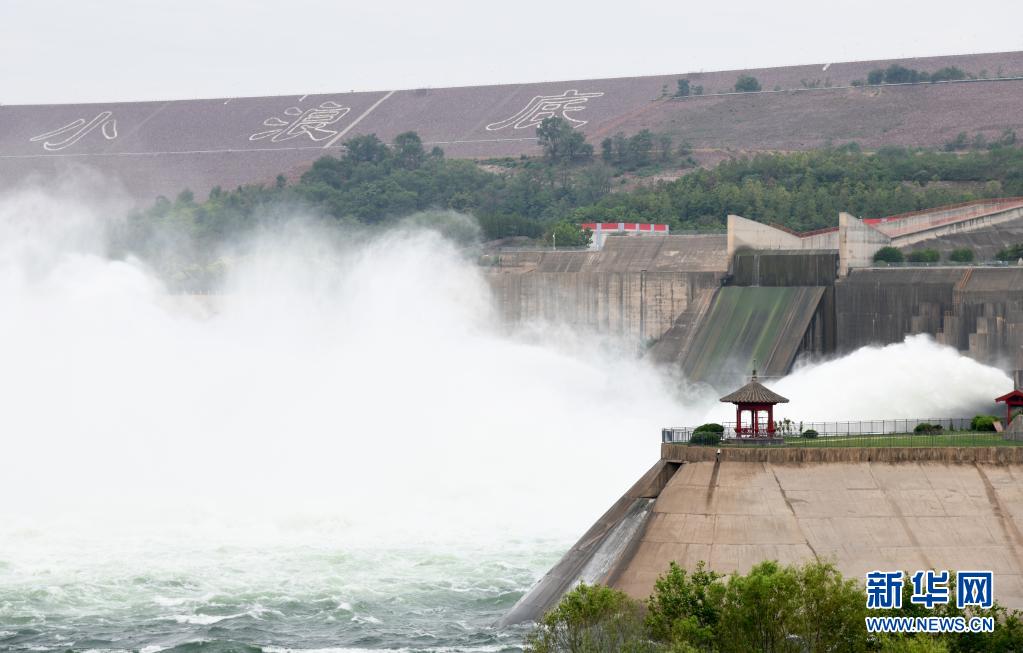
581 222 670 248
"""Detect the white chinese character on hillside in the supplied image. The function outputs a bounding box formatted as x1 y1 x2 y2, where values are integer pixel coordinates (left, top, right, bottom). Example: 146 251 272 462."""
30 111 118 151
249 101 351 143
486 90 604 131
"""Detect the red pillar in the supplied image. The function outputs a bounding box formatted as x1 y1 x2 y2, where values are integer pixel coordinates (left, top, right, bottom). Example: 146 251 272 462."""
736 406 742 435
768 404 775 434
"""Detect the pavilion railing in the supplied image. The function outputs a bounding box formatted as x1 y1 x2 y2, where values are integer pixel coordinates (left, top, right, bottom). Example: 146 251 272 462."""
662 418 1016 447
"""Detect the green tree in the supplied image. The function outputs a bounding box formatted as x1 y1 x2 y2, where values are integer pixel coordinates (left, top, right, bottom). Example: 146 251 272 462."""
949 248 974 263
734 75 762 92
676 79 691 97
524 583 654 653
538 117 593 163
873 247 905 263
929 66 967 83
343 133 390 163
868 69 885 85
996 243 1023 261
792 561 866 653
646 561 723 647
907 248 940 263
546 221 591 247
884 64 922 84
716 560 801 653
393 131 426 170
628 130 656 167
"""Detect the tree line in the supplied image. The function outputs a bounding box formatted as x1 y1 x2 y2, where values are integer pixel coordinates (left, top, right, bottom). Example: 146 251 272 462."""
117 120 1023 282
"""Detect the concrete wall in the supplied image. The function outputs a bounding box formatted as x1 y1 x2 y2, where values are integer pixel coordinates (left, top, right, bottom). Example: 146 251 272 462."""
485 235 727 343
727 215 838 258
835 267 1023 373
839 212 892 276
613 453 1023 609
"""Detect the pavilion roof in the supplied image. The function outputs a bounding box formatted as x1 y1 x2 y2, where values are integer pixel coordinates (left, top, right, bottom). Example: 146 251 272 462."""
720 374 790 405
996 389 1023 403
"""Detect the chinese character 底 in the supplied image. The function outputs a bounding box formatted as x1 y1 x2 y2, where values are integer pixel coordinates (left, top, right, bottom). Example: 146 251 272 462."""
486 90 604 131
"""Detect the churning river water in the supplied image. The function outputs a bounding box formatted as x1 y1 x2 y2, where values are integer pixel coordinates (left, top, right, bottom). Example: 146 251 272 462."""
0 530 558 652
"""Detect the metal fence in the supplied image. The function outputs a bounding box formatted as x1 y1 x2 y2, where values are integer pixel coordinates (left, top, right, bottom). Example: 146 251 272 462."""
662 418 1016 448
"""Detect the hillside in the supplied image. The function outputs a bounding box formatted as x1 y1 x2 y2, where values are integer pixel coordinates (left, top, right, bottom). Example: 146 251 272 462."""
2 51 1023 202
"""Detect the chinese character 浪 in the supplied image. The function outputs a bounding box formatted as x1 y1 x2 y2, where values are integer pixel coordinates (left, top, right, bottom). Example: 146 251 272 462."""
486 90 604 131
30 111 118 151
249 101 350 143
866 571 904 609
911 570 950 608
957 571 994 609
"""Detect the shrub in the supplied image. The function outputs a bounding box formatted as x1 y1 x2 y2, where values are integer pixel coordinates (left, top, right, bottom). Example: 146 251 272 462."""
996 243 1023 261
873 246 904 263
646 561 723 644
914 422 943 434
734 75 761 93
930 66 967 83
867 69 884 85
690 432 722 446
949 248 975 263
675 79 690 97
693 423 725 434
971 415 998 432
802 429 818 439
907 249 940 263
524 583 652 653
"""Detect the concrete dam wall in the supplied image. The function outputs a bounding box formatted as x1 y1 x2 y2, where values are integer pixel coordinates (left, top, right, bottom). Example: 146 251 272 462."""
836 267 1023 370
488 236 1023 383
484 235 727 343
505 446 1023 623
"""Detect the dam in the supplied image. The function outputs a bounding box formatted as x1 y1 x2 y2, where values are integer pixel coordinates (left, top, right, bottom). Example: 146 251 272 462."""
484 198 1023 390
496 197 1023 624
502 445 1023 624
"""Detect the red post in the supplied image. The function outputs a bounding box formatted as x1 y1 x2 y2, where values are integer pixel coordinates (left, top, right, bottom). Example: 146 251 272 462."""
768 404 775 434
736 406 742 436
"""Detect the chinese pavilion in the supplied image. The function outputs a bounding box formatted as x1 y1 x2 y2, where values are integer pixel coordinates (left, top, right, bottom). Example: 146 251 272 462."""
720 369 790 436
995 388 1023 427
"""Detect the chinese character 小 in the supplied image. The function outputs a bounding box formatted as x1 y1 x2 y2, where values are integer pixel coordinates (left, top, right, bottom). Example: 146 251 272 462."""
30 111 118 151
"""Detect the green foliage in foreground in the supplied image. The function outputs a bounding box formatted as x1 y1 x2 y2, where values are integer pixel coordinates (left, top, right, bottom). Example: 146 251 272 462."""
526 560 1023 652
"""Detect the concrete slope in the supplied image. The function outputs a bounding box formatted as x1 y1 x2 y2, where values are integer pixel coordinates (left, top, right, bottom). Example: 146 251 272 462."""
4 51 1023 201
614 453 1023 610
498 459 678 626
680 286 826 388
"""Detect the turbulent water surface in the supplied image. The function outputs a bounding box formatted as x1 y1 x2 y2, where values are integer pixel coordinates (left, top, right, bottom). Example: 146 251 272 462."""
0 529 555 652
